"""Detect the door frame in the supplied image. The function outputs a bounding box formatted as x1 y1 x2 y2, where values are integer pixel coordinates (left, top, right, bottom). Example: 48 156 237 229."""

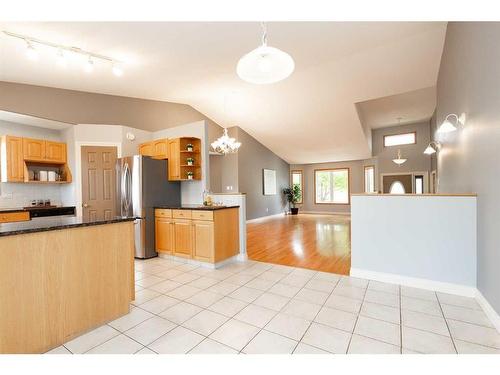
75 142 122 217
380 171 429 194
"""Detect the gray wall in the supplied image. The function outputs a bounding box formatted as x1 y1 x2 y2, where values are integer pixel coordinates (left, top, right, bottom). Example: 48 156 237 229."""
290 159 367 214
435 22 500 314
372 121 432 176
209 126 289 220
0 81 223 133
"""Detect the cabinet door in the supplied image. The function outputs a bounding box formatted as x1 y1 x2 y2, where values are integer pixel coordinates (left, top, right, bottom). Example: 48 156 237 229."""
138 142 154 156
167 139 180 180
45 141 66 163
23 138 45 161
193 220 214 262
5 136 24 182
173 219 192 258
155 217 174 254
153 139 168 159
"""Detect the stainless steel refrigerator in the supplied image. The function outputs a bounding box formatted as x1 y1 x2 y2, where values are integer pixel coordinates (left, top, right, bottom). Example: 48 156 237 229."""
116 155 181 259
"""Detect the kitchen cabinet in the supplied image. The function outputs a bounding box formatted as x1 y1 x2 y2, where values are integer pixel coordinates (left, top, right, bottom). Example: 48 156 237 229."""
173 219 193 258
0 136 24 182
23 138 45 161
167 137 202 181
155 217 174 254
0 211 30 223
154 207 239 265
152 139 168 159
138 141 154 157
45 141 66 163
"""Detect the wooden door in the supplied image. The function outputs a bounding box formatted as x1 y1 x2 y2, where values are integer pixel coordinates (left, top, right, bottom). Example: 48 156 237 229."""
45 141 66 163
4 136 24 182
173 219 192 258
167 139 180 180
155 217 174 254
81 146 118 221
138 142 153 156
23 138 45 161
193 220 214 262
152 139 168 159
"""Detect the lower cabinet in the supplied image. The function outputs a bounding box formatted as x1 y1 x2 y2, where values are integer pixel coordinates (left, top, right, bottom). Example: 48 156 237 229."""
192 220 214 262
173 219 193 258
154 208 239 265
155 217 174 254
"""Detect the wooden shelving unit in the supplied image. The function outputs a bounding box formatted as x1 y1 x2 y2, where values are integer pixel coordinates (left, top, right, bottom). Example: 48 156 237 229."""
168 137 202 181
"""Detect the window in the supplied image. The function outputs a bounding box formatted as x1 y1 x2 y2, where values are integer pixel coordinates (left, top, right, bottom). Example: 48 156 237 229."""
364 166 375 193
290 170 303 204
389 181 405 194
314 169 349 204
415 175 424 194
383 132 416 147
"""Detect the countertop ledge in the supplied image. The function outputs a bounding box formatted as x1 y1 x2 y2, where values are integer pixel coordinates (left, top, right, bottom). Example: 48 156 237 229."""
351 193 477 197
0 216 137 237
155 205 240 211
0 206 77 213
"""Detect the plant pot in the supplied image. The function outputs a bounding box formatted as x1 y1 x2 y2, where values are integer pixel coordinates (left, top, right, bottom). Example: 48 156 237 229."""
187 175 193 180
290 207 299 215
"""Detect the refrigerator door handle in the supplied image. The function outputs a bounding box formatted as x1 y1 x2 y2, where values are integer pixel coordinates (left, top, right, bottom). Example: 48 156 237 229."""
122 162 132 214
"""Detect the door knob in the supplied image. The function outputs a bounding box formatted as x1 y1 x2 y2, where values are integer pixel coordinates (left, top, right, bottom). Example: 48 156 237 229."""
82 203 89 208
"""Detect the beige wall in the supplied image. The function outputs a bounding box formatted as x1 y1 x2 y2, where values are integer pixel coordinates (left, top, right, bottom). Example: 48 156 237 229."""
0 81 223 133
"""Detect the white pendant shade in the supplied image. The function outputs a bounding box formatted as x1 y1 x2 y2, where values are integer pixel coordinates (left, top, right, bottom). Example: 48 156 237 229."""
423 145 436 155
437 119 457 133
237 45 295 84
392 149 407 165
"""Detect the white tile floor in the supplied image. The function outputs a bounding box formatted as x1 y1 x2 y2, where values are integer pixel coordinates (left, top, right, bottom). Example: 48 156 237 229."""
46 257 500 354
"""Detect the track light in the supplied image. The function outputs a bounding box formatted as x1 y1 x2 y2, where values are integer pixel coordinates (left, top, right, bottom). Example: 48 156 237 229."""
84 56 94 73
25 40 38 61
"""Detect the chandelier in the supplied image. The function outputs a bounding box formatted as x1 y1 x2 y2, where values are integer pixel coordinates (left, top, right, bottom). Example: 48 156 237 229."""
211 128 241 154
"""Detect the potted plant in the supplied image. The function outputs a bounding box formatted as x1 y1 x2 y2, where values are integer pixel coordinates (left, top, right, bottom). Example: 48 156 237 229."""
186 171 194 180
186 157 195 166
186 143 194 152
283 184 301 215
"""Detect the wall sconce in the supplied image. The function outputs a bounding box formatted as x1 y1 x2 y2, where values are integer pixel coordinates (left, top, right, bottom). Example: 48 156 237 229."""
423 141 440 155
437 113 464 134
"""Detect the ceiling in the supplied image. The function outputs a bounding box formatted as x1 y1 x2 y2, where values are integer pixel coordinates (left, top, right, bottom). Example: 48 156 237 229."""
356 86 437 129
0 110 73 130
0 22 447 164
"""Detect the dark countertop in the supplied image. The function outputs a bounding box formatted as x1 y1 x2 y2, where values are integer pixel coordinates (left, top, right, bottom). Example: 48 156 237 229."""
0 216 137 237
155 204 239 211
0 206 76 214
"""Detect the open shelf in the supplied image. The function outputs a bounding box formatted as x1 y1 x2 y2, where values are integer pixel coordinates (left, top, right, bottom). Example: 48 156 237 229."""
24 181 71 184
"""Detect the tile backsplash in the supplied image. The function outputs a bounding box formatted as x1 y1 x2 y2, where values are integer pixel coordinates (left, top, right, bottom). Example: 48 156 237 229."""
0 183 62 208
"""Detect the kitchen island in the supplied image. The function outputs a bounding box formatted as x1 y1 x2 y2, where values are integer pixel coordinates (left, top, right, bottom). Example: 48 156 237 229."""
0 216 136 354
154 205 240 266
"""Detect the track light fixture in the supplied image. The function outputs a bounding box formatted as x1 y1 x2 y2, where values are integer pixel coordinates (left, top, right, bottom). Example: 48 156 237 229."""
3 30 124 77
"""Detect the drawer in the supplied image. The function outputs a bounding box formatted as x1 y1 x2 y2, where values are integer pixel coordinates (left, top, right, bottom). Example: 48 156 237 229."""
155 209 172 218
0 211 30 223
172 209 192 219
191 210 214 221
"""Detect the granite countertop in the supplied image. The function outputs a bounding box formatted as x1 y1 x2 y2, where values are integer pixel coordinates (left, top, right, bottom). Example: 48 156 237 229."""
0 206 76 213
155 204 240 211
0 216 137 237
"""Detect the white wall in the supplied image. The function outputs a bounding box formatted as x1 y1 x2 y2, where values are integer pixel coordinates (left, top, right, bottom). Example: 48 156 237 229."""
351 195 477 295
153 120 208 205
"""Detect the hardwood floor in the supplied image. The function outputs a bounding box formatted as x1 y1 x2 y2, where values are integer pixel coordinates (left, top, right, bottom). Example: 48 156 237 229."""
247 213 351 275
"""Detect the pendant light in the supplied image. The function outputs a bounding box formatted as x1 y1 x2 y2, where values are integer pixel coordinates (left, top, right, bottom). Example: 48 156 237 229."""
437 113 460 134
423 141 440 155
392 149 407 165
211 128 241 155
237 22 295 84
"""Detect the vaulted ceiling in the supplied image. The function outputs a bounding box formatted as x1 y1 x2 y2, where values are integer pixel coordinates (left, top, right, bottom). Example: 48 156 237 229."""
0 22 447 163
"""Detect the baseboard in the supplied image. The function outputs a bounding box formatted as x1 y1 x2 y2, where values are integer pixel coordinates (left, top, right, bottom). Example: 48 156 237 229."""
350 268 477 297
475 290 500 333
300 210 351 216
246 213 285 223
158 253 244 269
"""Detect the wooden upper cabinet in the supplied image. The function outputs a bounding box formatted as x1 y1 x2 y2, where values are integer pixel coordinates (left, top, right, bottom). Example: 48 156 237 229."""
45 141 66 163
23 138 45 161
152 139 168 159
1 136 24 182
167 139 181 180
138 141 154 157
